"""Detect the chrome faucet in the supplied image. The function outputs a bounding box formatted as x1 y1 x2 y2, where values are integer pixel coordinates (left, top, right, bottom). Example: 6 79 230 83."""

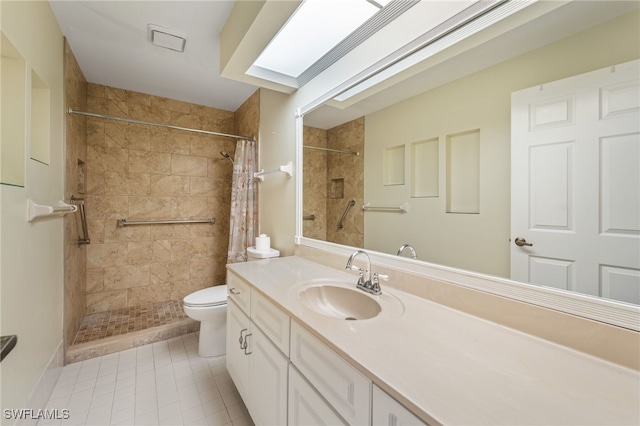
345 250 388 295
397 243 417 259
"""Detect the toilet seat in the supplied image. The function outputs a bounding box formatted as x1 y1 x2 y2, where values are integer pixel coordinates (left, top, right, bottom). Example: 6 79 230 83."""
183 285 228 308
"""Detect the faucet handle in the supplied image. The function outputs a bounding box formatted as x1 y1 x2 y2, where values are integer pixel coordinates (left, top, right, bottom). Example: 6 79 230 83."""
370 272 388 295
347 264 363 272
373 272 389 282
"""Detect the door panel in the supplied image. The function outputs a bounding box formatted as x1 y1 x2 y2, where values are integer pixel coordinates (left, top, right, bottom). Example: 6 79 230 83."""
511 60 640 304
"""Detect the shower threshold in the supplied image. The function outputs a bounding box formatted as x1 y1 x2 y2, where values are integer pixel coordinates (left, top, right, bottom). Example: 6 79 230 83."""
66 300 198 364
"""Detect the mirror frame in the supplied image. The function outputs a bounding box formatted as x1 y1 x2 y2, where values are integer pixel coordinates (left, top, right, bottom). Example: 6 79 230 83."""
293 50 640 333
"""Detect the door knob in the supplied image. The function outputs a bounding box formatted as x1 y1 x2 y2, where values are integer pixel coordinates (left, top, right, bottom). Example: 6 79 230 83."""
514 237 533 247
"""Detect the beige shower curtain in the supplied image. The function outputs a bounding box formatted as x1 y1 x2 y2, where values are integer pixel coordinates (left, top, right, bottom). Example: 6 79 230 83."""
227 139 258 263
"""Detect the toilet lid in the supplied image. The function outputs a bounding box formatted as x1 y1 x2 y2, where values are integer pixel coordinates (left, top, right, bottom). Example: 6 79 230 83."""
183 285 228 307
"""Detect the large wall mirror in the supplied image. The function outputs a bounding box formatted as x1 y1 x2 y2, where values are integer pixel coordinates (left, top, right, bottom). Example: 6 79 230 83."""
298 1 640 317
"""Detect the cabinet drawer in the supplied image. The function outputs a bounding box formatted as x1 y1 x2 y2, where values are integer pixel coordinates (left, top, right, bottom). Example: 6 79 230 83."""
227 272 251 315
289 365 347 426
251 291 290 356
373 385 427 426
290 321 371 426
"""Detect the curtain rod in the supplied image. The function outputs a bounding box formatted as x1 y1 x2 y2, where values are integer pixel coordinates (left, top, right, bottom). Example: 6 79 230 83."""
67 108 255 141
303 145 359 156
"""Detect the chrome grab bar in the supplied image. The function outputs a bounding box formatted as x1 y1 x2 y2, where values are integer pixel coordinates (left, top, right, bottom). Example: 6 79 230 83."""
337 199 356 230
70 195 90 246
117 218 214 227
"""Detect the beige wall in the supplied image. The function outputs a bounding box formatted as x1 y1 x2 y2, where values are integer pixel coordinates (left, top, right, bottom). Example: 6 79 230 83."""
83 84 239 313
257 89 296 255
0 0 66 415
64 40 88 347
363 10 640 277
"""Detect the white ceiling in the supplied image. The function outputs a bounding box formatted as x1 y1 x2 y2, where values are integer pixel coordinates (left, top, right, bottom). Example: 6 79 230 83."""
50 1 258 112
50 0 639 123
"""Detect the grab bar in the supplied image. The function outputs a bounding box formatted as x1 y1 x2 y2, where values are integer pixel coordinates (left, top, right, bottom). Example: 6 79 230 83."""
337 199 356 230
70 195 90 246
362 202 409 213
117 218 215 227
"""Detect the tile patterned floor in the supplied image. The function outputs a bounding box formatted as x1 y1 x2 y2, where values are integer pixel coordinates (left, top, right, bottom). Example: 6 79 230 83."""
39 333 253 426
73 301 189 345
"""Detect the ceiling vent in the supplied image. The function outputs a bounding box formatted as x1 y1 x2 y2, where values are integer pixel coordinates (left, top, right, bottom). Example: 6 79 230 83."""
148 24 186 52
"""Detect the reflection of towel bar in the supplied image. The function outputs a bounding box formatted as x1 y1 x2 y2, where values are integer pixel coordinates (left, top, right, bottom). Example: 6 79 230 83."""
117 218 215 227
362 202 409 213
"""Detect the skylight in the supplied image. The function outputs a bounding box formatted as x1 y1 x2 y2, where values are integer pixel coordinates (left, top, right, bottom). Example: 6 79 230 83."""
247 0 409 88
253 0 391 77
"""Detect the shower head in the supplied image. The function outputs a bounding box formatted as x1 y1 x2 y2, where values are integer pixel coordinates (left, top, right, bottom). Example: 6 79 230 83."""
219 151 234 164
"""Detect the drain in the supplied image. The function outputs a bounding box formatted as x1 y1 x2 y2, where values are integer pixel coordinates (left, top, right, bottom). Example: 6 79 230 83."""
345 317 357 321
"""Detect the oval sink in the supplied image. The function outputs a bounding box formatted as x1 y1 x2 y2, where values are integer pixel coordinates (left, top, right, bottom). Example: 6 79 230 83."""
298 285 381 320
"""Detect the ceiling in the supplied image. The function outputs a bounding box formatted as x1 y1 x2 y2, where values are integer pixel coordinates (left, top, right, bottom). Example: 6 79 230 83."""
50 1 639 121
50 1 258 112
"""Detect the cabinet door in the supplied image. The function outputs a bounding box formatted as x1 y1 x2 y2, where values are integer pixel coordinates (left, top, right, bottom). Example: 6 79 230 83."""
248 326 289 426
372 385 427 426
290 321 371 425
226 299 251 404
289 366 347 426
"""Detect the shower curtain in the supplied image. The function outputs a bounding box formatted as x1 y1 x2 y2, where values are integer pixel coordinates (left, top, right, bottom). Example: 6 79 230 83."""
227 139 258 263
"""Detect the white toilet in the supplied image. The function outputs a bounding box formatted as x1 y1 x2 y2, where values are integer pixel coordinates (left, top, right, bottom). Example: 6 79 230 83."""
183 247 280 358
183 285 228 357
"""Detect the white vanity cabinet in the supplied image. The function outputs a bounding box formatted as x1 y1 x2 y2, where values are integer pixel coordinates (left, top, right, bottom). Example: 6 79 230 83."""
372 385 428 426
289 365 347 425
226 274 290 426
226 270 428 426
290 321 372 426
248 325 289 425
226 298 251 402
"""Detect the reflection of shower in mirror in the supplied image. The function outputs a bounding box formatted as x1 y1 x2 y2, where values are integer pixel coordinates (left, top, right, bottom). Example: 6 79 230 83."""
219 151 234 164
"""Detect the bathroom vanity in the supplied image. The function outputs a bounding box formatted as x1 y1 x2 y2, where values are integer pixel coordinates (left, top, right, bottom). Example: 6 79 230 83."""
226 256 639 425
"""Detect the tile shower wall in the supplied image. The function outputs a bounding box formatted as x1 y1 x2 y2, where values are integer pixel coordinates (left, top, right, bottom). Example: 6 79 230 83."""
64 40 88 345
326 117 364 248
234 89 260 141
303 118 364 247
84 84 241 313
303 126 328 241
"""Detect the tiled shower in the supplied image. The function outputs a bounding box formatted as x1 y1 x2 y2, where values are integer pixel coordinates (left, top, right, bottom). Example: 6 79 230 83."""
63 41 259 363
303 118 365 248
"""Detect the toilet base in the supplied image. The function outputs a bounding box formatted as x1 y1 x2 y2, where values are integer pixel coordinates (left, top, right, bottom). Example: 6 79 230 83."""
197 319 226 357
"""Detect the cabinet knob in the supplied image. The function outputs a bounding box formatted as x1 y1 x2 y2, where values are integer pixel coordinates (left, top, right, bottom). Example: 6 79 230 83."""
229 288 241 295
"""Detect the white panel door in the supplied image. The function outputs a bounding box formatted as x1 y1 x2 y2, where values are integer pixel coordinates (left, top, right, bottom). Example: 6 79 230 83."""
511 60 640 304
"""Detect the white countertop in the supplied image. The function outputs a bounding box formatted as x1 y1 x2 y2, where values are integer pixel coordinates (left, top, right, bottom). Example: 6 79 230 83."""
227 256 640 426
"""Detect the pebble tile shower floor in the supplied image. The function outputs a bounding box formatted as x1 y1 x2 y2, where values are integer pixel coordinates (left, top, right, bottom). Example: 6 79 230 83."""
73 301 189 345
39 333 253 426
